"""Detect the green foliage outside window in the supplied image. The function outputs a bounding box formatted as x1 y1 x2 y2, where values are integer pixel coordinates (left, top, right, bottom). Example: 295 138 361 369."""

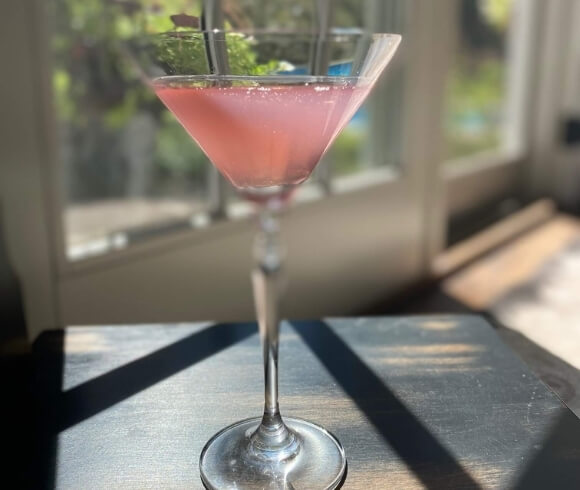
445 0 514 160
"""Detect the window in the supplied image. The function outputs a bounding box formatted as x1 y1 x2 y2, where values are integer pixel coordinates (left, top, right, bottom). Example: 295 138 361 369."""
50 0 405 261
442 0 536 244
444 0 519 162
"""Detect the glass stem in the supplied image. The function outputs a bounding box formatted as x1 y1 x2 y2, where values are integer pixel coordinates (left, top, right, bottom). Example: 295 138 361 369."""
250 202 300 460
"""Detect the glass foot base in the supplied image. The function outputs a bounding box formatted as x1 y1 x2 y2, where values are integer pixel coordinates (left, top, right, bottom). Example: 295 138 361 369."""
200 416 346 489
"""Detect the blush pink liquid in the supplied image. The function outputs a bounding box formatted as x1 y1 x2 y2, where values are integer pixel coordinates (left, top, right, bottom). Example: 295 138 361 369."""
153 78 371 189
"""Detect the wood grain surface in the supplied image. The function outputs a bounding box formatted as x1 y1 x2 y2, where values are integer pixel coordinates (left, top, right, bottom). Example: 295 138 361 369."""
33 316 580 489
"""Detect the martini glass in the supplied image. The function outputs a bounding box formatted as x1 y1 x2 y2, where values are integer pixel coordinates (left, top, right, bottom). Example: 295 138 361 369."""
129 28 400 489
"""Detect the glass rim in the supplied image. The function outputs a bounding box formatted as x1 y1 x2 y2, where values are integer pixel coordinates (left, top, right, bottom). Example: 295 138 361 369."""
137 28 401 41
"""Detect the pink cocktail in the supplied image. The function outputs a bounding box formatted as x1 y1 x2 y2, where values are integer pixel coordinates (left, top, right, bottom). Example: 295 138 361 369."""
154 78 371 190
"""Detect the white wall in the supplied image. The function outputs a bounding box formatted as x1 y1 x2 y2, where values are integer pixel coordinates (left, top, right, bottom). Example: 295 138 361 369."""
0 0 59 339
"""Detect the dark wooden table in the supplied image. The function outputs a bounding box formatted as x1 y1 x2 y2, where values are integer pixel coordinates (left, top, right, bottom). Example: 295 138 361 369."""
33 316 580 489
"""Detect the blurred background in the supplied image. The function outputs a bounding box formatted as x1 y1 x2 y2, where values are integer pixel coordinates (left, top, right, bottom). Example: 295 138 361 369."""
1 0 580 407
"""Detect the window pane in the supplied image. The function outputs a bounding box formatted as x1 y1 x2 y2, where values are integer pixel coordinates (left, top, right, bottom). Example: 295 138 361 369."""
327 1 374 179
329 60 404 182
444 0 518 161
51 0 214 261
330 0 405 182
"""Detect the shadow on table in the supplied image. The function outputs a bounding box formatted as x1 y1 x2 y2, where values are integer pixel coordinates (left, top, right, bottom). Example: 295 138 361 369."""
292 320 481 489
33 323 256 490
33 321 580 489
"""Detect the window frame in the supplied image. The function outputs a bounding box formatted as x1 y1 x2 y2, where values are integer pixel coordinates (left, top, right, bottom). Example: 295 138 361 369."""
443 0 542 224
526 0 578 200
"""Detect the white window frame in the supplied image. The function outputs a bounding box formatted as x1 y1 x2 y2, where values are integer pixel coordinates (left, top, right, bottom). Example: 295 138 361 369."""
526 0 578 202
